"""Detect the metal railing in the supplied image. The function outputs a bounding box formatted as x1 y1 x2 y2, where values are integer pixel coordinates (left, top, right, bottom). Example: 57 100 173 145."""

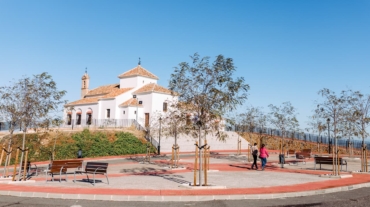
61 119 137 129
228 125 370 150
0 122 22 132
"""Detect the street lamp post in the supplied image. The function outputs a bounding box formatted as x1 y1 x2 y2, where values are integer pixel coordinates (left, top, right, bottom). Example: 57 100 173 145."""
158 117 162 155
327 118 331 154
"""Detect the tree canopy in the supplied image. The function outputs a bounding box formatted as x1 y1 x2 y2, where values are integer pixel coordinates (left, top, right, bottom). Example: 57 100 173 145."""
169 53 249 139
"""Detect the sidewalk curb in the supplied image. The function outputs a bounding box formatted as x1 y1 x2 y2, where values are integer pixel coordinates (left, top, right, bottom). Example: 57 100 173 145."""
1 182 370 202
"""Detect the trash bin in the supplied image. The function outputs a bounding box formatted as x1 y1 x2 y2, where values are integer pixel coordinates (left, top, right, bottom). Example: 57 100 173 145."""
77 149 83 158
279 154 285 164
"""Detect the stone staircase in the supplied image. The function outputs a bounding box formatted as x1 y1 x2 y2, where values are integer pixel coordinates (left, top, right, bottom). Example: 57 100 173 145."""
156 131 250 153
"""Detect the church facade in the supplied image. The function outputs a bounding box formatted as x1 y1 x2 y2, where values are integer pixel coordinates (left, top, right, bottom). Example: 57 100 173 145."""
63 64 176 128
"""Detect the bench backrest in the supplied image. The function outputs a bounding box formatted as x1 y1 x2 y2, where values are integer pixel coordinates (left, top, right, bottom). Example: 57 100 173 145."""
50 160 67 173
315 157 344 163
84 162 108 174
64 160 83 169
302 149 312 153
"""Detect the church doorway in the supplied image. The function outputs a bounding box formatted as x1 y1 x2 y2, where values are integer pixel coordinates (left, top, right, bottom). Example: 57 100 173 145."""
145 113 149 127
76 111 82 125
67 114 72 125
86 109 92 125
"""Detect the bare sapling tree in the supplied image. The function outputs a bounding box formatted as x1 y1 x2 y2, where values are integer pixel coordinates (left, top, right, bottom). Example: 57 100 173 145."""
15 72 66 180
225 111 244 155
169 53 249 186
306 113 327 155
268 102 299 157
51 117 64 161
348 90 370 172
239 107 262 160
315 88 353 176
160 100 189 167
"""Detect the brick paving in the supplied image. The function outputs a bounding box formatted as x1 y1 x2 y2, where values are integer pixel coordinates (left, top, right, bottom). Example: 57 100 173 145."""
0 151 370 201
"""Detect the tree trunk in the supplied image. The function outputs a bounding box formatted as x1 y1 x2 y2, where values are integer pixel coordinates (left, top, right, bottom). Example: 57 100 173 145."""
17 130 26 181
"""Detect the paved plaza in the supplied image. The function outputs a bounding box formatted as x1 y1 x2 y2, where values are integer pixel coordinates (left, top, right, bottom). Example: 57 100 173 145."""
0 151 370 201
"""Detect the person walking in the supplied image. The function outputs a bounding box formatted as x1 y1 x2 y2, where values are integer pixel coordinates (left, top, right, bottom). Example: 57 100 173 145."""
259 144 269 170
251 143 258 170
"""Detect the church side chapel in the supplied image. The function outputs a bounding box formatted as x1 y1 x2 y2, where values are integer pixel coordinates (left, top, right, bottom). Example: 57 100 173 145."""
64 61 176 128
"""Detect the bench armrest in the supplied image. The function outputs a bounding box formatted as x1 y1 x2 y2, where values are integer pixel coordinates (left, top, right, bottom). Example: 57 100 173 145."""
94 167 106 174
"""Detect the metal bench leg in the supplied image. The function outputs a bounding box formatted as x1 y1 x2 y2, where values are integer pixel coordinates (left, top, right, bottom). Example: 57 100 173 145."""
105 173 109 185
93 173 95 186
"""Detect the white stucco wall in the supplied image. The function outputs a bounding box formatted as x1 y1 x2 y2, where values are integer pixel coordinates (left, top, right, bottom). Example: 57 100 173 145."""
98 99 116 119
119 76 157 89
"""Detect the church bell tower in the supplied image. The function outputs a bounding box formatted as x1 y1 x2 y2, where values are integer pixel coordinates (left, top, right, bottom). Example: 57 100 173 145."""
81 68 90 98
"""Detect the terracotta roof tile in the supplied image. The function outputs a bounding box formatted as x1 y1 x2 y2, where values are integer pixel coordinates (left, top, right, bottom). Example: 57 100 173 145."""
119 98 143 107
65 97 99 106
133 83 174 95
85 84 120 97
66 84 133 106
101 87 133 99
118 65 159 80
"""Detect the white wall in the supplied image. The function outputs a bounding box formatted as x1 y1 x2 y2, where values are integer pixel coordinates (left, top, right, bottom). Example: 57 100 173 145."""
151 93 177 113
98 99 116 119
114 88 137 119
119 77 138 88
119 76 157 89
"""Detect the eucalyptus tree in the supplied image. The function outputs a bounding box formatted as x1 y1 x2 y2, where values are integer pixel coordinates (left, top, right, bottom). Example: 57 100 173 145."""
315 88 354 176
169 53 249 185
169 53 250 141
268 102 299 155
0 81 23 175
1 73 66 179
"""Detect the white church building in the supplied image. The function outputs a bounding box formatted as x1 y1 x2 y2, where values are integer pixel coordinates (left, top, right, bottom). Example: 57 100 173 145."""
63 63 176 129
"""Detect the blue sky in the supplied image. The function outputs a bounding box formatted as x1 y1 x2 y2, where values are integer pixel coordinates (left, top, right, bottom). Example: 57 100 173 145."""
0 0 369 130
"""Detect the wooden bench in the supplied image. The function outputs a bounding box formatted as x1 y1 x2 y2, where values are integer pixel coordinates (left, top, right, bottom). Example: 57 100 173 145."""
314 157 347 171
296 149 312 159
74 162 109 185
45 159 83 182
287 150 295 157
46 160 68 182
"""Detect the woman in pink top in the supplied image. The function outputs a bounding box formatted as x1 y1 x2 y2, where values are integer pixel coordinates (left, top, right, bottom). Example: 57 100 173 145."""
259 144 269 170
